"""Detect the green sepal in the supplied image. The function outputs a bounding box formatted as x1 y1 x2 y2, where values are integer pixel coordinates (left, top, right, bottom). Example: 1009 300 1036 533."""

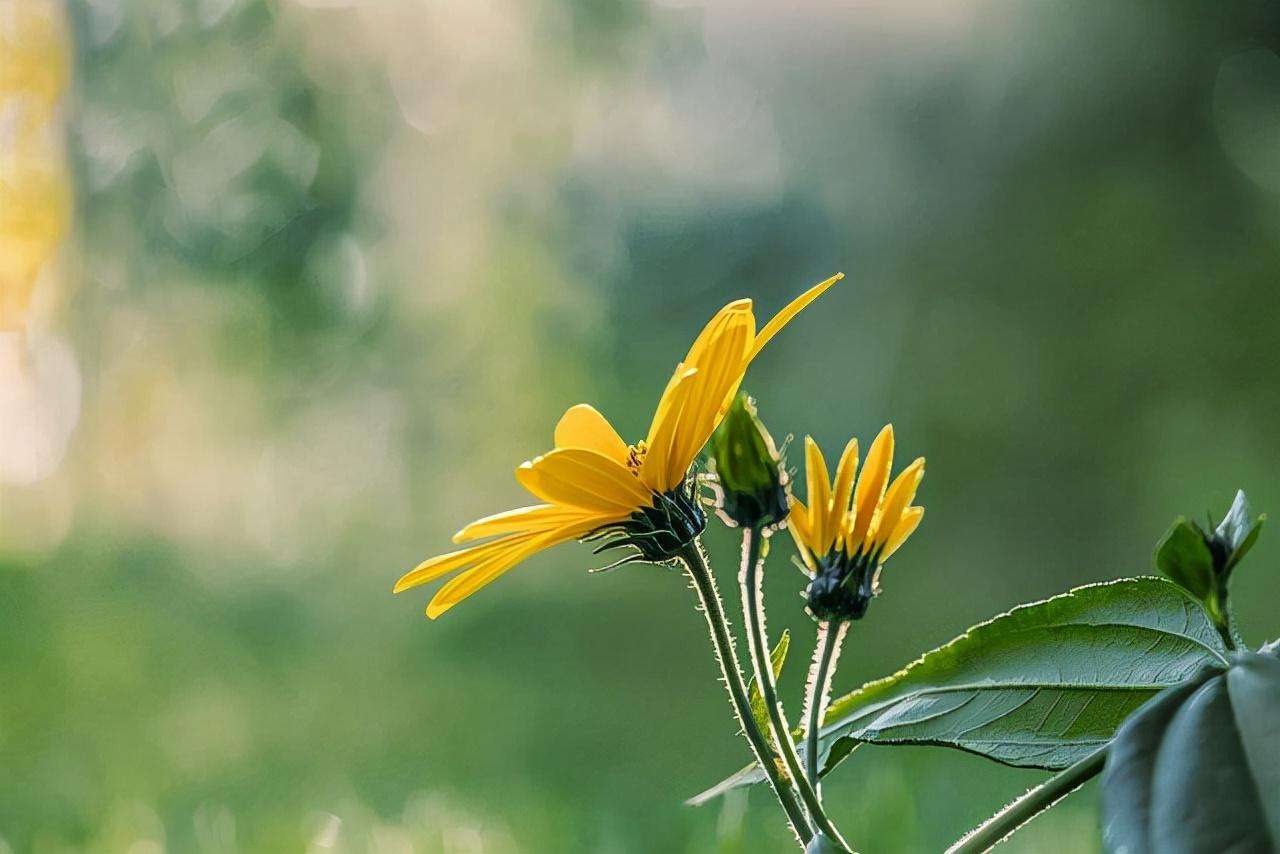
1102 652 1280 853
1154 517 1215 600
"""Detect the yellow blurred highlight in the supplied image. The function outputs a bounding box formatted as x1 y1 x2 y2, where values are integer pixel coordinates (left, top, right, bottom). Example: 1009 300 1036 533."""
1 0 72 329
0 0 79 496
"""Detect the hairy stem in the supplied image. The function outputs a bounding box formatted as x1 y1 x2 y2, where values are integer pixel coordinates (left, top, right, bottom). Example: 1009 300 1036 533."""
946 745 1109 854
804 620 848 797
740 528 852 851
677 540 812 846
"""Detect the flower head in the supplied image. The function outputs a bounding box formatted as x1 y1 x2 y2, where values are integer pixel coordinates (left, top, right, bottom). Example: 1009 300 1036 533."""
789 426 924 622
707 393 788 529
396 274 843 618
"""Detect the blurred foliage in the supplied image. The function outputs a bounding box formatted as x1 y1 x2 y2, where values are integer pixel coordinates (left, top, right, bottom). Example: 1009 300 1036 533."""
3 0 1280 851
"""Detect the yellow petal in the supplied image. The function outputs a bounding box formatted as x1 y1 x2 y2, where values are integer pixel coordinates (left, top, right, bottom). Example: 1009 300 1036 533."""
669 313 753 485
882 506 924 561
829 437 859 550
805 437 834 556
518 449 653 513
682 298 753 370
850 424 894 551
426 515 602 619
452 504 586 544
871 458 925 551
644 363 690 449
746 273 843 362
639 366 699 494
394 532 538 593
553 404 630 464
788 497 816 571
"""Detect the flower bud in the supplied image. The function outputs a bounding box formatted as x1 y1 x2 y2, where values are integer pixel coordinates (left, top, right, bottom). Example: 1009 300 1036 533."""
1154 489 1265 645
804 548 880 622
708 393 789 529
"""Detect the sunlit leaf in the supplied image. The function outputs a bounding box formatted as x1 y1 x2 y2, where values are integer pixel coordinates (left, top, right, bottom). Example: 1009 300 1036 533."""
692 578 1229 802
817 577 1228 771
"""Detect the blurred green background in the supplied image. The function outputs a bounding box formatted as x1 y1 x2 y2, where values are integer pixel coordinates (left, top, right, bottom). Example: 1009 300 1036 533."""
3 0 1280 851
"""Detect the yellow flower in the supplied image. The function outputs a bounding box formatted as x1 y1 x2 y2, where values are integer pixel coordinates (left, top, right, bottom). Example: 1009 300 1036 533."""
395 274 843 618
789 426 924 621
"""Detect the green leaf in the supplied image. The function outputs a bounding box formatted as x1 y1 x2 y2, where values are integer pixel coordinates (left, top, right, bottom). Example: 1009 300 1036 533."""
1102 652 1280 853
686 733 856 807
747 630 790 744
1212 489 1266 581
1155 518 1215 600
691 577 1228 803
1215 489 1253 552
1223 516 1265 579
815 577 1228 771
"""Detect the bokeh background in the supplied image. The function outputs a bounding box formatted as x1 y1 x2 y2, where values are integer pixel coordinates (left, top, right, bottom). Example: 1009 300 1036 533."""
3 0 1280 850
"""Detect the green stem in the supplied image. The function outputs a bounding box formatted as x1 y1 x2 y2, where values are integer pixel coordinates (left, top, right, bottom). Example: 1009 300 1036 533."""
946 745 1109 854
804 620 847 797
740 528 852 852
1209 591 1241 651
677 540 812 846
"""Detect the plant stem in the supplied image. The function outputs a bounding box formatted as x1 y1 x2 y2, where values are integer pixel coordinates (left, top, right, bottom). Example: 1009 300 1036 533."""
804 620 847 797
677 540 812 846
739 527 852 852
946 745 1109 854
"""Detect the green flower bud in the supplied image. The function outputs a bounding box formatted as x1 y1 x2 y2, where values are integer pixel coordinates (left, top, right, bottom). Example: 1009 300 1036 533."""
1154 489 1265 648
708 393 789 529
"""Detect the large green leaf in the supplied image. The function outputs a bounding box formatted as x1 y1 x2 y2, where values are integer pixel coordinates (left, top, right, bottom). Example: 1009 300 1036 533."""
691 577 1228 803
818 577 1228 771
1102 651 1280 853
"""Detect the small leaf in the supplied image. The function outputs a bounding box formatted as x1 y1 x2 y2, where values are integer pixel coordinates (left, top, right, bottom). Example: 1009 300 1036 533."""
1155 518 1215 600
692 577 1229 802
747 630 790 739
1102 652 1280 853
1223 516 1265 579
686 733 858 807
1215 489 1253 552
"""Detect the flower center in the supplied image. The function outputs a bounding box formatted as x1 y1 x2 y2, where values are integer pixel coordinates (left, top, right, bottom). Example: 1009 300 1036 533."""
626 440 648 474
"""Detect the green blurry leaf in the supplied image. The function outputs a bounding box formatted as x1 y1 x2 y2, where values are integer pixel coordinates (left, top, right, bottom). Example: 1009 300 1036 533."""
817 578 1228 771
1155 518 1215 600
1102 652 1280 853
747 630 790 744
690 578 1228 803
